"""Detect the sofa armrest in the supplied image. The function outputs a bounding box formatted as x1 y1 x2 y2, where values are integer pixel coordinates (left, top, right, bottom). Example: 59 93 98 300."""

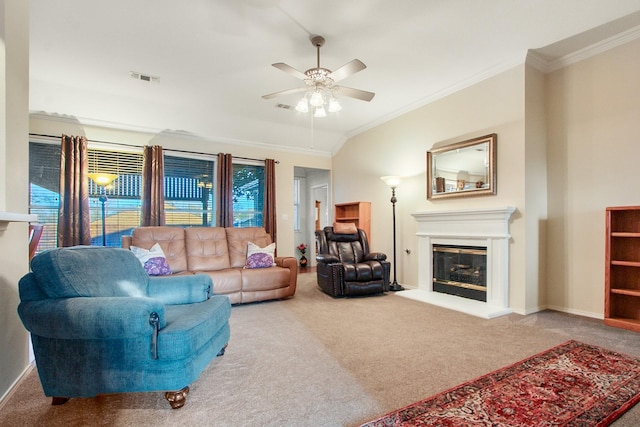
18 297 166 340
316 253 340 264
364 252 387 261
147 274 212 305
273 256 298 295
274 256 297 270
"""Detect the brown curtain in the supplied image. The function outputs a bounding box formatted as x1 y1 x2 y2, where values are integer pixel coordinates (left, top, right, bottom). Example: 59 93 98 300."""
216 153 233 227
141 145 165 226
58 134 91 247
264 158 277 244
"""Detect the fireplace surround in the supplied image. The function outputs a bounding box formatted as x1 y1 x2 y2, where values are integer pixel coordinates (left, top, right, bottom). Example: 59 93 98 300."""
403 207 515 318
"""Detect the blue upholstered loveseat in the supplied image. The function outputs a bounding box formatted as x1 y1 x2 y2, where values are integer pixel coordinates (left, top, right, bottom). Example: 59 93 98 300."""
17 246 231 409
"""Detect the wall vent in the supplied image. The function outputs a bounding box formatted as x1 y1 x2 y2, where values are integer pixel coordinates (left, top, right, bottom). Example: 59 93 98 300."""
130 71 159 83
275 103 295 110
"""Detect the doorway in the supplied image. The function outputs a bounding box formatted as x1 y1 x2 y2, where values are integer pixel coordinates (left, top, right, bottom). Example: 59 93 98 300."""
294 167 330 266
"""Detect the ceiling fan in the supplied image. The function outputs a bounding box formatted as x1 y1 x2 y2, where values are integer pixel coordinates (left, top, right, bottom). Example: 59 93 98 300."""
262 35 375 116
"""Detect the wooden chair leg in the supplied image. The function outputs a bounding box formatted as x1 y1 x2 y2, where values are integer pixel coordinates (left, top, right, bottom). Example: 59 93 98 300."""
51 397 69 405
165 386 189 409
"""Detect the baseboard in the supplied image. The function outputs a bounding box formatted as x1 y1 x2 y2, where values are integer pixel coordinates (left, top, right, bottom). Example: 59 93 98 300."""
0 363 35 412
395 289 603 321
544 304 603 320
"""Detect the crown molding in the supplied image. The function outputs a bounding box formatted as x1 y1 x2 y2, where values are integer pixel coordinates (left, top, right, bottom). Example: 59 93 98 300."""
524 51 549 73
346 25 640 143
530 24 640 73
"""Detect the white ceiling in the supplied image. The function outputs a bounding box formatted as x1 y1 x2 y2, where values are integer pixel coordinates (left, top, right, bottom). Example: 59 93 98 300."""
29 0 640 155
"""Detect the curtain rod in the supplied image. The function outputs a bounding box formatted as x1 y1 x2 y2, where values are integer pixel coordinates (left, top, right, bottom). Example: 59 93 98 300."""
28 133 278 164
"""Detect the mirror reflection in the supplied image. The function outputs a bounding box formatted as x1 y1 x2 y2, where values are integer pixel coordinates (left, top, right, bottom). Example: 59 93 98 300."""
427 134 496 200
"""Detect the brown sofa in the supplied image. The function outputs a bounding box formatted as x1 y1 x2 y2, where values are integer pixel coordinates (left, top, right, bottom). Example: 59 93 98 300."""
122 226 297 304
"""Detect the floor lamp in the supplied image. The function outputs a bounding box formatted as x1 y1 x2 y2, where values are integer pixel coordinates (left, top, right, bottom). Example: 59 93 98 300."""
381 176 404 291
88 173 118 246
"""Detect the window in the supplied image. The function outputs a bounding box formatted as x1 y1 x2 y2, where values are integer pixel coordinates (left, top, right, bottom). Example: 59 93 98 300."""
29 141 218 252
29 140 268 252
29 142 145 250
232 162 264 227
87 148 144 246
163 155 216 227
29 142 61 252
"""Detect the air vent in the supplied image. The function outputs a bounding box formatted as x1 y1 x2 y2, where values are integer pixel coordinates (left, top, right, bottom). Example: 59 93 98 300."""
130 71 159 83
275 103 295 110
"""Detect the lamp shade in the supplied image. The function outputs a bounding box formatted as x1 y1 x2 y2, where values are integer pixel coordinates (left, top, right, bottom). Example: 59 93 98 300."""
381 176 402 189
88 172 118 187
328 96 342 112
295 97 309 113
309 91 324 107
296 88 342 118
314 106 327 118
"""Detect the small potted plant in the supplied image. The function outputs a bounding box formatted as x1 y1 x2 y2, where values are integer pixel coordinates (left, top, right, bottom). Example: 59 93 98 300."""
296 243 308 267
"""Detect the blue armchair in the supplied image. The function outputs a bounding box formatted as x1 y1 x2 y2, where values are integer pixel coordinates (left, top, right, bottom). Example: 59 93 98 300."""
17 246 231 409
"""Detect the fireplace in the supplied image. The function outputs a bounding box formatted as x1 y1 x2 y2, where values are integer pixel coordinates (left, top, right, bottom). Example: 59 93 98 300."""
432 244 487 302
404 207 515 318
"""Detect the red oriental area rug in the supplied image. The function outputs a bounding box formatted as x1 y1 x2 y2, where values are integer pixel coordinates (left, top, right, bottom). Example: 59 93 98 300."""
362 340 640 427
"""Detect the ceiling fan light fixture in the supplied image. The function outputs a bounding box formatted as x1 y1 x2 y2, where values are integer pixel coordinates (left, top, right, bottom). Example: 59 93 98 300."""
295 97 309 113
264 34 374 118
328 96 342 113
314 106 327 118
309 91 324 107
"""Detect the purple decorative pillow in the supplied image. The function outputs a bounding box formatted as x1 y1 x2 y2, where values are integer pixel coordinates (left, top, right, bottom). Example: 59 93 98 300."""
144 256 172 276
246 252 274 269
244 241 276 269
130 243 172 276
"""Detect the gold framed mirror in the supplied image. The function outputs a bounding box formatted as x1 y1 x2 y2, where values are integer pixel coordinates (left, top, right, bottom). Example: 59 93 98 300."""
427 133 497 200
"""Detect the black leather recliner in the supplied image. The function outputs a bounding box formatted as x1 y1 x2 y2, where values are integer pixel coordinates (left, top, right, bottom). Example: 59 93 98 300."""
315 225 390 297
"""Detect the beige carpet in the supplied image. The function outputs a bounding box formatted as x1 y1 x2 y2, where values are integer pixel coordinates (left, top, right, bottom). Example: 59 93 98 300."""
2 272 640 426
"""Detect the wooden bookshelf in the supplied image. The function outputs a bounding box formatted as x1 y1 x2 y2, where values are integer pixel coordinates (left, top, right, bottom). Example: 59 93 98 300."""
334 201 371 242
605 206 640 332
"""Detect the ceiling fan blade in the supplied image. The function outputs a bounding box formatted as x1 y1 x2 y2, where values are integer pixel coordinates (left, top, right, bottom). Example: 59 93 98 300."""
336 86 375 102
328 59 366 82
262 86 308 100
272 63 307 80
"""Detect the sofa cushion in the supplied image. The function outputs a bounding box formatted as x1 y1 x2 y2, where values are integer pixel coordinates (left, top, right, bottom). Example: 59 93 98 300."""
185 227 231 271
245 241 276 269
343 261 385 281
30 246 149 299
131 226 188 273
196 269 242 300
158 295 231 361
241 266 290 292
226 227 272 268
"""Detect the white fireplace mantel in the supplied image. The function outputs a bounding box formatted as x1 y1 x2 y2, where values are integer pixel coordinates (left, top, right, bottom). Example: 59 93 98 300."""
411 207 515 239
401 207 516 319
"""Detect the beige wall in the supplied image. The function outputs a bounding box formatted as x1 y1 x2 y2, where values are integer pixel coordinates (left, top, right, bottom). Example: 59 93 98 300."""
335 37 640 319
334 65 535 313
545 37 640 316
0 0 31 401
524 63 548 313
